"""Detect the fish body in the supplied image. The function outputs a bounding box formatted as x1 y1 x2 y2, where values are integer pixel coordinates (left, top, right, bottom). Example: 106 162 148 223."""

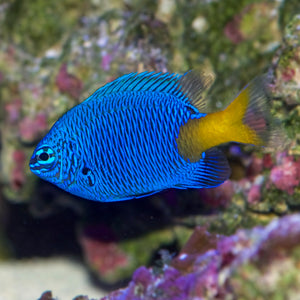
29 71 272 202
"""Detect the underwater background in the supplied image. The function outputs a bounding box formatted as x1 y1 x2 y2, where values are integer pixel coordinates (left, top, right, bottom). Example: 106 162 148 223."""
1 0 300 299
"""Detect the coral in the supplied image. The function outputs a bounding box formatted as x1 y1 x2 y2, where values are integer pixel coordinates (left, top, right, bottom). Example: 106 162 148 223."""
55 64 83 100
18 114 48 143
273 15 300 106
269 153 300 195
99 214 300 300
78 221 178 285
2 0 91 55
169 0 282 104
4 98 22 123
198 180 234 209
239 3 281 50
224 13 244 44
79 224 129 281
247 184 262 205
172 226 220 273
223 2 281 48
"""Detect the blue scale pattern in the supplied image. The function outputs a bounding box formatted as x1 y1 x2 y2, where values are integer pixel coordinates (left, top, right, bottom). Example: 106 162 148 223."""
73 91 193 201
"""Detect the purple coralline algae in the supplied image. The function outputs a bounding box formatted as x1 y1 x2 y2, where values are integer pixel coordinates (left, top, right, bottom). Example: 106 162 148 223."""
99 214 300 300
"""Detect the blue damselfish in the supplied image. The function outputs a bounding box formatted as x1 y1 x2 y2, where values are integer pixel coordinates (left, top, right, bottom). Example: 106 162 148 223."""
29 71 273 202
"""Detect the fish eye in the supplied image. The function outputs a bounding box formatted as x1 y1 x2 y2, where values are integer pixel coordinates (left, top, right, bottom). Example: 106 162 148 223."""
30 145 57 173
38 152 50 161
35 146 56 165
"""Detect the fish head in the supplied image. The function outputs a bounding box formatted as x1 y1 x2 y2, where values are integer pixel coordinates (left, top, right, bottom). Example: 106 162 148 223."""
29 121 77 184
29 128 98 199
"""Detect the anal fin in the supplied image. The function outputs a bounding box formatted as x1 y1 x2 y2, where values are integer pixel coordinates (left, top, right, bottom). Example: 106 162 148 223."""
177 148 231 189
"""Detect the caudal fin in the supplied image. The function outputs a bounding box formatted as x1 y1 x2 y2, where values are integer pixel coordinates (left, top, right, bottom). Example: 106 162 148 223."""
224 75 274 146
177 74 277 163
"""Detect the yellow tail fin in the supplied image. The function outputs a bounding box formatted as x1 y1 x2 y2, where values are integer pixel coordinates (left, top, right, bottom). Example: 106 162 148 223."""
177 76 273 162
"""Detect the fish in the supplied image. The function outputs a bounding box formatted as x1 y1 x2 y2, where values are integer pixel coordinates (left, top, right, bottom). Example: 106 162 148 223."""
29 71 274 202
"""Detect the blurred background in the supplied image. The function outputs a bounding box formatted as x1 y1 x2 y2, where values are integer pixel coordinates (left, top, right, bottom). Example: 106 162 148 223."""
1 0 300 299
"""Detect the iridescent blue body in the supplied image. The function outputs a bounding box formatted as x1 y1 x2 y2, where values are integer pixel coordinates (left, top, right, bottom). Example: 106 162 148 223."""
29 71 231 202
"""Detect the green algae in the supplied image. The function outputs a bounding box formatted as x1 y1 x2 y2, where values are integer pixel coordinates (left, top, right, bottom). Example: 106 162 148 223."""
0 233 11 260
180 199 271 236
279 0 300 31
1 0 99 55
231 246 300 300
168 0 281 106
284 106 300 139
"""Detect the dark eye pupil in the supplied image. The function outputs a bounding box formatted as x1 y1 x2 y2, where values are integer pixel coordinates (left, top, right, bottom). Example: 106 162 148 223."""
82 167 89 175
39 152 49 161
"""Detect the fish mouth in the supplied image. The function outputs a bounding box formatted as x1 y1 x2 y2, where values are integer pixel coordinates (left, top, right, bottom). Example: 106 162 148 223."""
29 156 38 171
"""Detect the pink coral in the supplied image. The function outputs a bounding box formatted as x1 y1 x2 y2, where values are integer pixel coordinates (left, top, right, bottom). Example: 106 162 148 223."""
79 225 129 276
19 113 48 142
55 63 83 99
247 184 261 204
281 67 296 82
262 153 273 169
224 15 244 44
246 156 263 179
270 155 300 195
81 238 129 275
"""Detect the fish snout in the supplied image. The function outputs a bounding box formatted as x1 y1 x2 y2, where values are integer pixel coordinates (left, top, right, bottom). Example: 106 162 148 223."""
29 155 38 171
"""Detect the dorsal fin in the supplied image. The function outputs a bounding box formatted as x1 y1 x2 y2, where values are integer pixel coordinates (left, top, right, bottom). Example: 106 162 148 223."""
85 71 215 112
178 70 215 112
85 72 183 101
